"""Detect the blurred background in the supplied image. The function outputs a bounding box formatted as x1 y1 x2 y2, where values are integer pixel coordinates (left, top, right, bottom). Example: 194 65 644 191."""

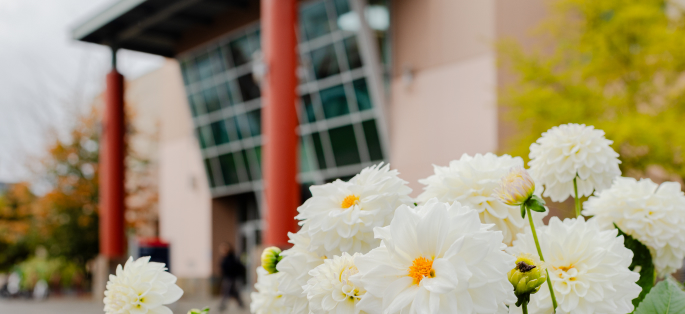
1 0 685 312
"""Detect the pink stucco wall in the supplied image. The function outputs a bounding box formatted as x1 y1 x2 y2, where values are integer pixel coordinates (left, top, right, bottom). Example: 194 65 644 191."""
389 54 498 195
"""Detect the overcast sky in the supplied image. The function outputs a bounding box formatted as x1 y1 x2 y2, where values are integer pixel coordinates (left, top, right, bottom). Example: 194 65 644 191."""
0 0 164 182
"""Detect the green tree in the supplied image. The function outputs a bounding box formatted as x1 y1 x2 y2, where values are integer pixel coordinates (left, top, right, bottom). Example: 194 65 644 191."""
500 0 685 182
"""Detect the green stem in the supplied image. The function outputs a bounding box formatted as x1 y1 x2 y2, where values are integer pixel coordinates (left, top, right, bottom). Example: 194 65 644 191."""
573 177 581 218
526 205 558 312
522 301 528 314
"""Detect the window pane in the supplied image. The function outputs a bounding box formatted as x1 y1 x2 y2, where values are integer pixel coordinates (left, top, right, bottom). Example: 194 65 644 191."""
301 94 317 123
219 153 240 185
222 118 238 141
252 146 262 179
199 125 214 148
230 35 252 66
328 125 360 166
353 79 372 111
311 133 327 169
191 94 206 116
216 84 231 108
210 49 226 74
333 0 351 16
362 120 384 161
301 2 331 40
233 115 244 140
320 85 349 119
181 61 192 85
203 87 221 113
344 37 363 70
225 81 238 105
245 109 261 137
238 74 261 102
196 52 213 80
204 159 217 187
249 29 261 52
311 44 340 80
211 121 229 145
241 150 252 181
188 95 199 117
196 128 207 148
220 45 234 69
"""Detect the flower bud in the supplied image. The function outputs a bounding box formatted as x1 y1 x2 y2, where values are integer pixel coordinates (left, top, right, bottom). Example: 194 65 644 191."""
187 307 209 314
508 253 547 306
261 246 282 274
495 167 536 206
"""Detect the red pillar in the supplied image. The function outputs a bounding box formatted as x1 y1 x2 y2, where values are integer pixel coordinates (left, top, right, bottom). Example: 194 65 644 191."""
99 68 126 258
262 0 300 247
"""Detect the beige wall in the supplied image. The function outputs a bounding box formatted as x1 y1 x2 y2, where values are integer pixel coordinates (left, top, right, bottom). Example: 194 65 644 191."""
389 0 498 194
155 60 214 280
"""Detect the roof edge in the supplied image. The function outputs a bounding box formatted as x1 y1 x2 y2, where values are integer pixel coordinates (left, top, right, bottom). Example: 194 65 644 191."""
72 0 148 41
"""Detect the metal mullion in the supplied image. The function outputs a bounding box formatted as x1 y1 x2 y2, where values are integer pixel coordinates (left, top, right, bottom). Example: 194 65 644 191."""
351 0 391 162
351 120 370 163
242 98 262 112
300 33 335 53
313 75 346 91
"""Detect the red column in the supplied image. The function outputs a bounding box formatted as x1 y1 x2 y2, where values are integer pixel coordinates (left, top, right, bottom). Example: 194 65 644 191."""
100 69 126 258
262 0 300 247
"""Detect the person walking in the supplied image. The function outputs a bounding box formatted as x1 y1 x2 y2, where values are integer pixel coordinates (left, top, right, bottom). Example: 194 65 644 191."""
218 242 245 312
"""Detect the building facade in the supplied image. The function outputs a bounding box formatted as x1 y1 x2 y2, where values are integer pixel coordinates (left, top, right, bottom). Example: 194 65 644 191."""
75 0 547 297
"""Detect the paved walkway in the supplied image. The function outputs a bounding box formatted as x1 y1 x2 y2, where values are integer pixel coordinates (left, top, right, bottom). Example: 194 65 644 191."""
0 297 250 314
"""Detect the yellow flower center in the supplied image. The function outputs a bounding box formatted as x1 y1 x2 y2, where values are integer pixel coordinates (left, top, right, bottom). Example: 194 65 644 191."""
557 264 574 272
341 195 360 208
408 257 435 284
554 264 577 281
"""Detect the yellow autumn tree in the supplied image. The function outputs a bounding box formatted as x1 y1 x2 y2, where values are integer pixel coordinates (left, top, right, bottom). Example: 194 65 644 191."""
500 0 685 183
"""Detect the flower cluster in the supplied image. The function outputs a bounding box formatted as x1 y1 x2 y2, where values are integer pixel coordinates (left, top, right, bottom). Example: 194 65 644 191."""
104 123 676 314
418 153 546 246
508 217 640 313
584 177 685 276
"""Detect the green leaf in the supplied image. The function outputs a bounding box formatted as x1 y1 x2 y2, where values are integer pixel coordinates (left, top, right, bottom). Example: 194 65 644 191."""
526 196 547 213
520 204 526 219
615 224 656 309
634 278 685 314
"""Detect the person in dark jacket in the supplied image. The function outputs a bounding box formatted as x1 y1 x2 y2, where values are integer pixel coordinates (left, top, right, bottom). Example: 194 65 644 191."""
218 242 245 312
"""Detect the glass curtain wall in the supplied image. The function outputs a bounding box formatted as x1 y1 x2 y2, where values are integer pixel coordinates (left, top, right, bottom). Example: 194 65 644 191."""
179 0 388 198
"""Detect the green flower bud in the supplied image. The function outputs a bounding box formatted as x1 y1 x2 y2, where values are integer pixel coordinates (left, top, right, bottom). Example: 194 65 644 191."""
261 246 283 274
187 307 209 314
508 253 547 307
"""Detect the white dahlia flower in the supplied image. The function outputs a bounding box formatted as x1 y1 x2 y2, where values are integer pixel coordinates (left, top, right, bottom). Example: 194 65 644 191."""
251 267 287 314
583 177 685 276
528 123 621 202
304 253 368 314
507 217 640 314
276 227 325 314
352 198 516 314
103 256 183 314
296 163 413 256
417 153 546 246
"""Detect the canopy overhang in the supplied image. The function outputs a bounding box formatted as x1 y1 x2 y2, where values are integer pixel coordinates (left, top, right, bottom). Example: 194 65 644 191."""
73 0 256 57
